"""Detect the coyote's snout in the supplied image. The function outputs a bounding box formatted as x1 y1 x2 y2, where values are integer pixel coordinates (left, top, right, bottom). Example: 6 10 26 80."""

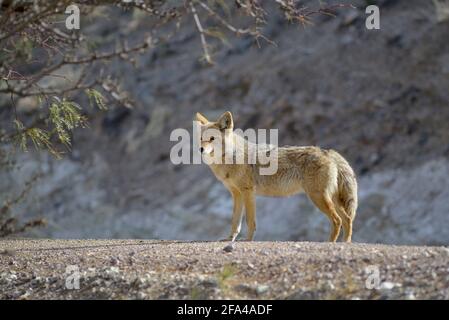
195 111 358 242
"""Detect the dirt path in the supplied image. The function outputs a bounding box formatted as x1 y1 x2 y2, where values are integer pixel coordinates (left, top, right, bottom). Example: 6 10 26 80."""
0 239 448 299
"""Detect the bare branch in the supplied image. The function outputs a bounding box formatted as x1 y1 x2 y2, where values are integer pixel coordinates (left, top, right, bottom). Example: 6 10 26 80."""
190 1 213 65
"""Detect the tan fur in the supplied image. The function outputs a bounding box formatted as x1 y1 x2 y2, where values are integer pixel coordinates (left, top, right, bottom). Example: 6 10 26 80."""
196 111 358 242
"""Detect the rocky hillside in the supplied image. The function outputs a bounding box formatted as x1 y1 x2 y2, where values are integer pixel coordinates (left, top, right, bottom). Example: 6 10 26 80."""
0 0 448 244
1 239 448 299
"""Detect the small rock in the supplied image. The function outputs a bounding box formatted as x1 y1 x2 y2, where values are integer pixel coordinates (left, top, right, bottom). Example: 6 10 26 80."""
324 281 335 291
200 279 219 288
234 284 255 294
223 243 235 253
440 247 449 257
177 286 190 295
256 285 269 295
405 291 416 300
380 281 400 290
18 291 31 300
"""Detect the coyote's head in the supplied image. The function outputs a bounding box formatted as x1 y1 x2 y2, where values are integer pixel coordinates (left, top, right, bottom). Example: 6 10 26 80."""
195 111 233 157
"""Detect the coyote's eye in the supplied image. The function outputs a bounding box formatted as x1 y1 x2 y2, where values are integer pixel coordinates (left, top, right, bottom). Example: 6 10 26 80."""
210 136 215 142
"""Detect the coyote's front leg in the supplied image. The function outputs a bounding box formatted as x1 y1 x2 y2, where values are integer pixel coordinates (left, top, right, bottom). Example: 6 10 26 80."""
224 188 243 241
243 190 256 241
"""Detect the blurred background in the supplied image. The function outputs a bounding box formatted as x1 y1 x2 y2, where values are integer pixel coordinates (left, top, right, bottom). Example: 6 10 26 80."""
1 0 448 245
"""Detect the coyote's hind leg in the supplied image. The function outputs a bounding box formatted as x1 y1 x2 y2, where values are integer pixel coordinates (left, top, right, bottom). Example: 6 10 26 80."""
308 192 342 242
334 201 353 242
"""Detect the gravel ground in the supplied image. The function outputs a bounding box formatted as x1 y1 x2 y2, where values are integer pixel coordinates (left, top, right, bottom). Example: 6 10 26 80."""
0 239 448 300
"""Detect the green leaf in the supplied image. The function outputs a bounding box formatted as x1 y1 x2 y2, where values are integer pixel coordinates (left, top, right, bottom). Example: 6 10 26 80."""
86 88 108 110
49 98 88 149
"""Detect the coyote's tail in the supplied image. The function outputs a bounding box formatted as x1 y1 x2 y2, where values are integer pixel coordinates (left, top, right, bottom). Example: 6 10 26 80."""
338 163 358 219
330 150 358 219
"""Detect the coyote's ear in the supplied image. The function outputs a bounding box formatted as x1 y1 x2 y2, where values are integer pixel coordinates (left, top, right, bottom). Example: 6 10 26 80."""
195 112 209 125
217 111 233 130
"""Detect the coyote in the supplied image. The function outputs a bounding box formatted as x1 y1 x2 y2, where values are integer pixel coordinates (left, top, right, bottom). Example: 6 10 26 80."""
196 111 358 242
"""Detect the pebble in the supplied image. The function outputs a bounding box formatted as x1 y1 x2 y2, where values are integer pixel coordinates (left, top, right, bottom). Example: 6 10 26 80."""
256 285 269 295
441 247 449 256
137 292 147 299
324 281 335 290
234 283 254 293
223 243 235 253
380 281 401 290
405 291 416 300
201 279 218 288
